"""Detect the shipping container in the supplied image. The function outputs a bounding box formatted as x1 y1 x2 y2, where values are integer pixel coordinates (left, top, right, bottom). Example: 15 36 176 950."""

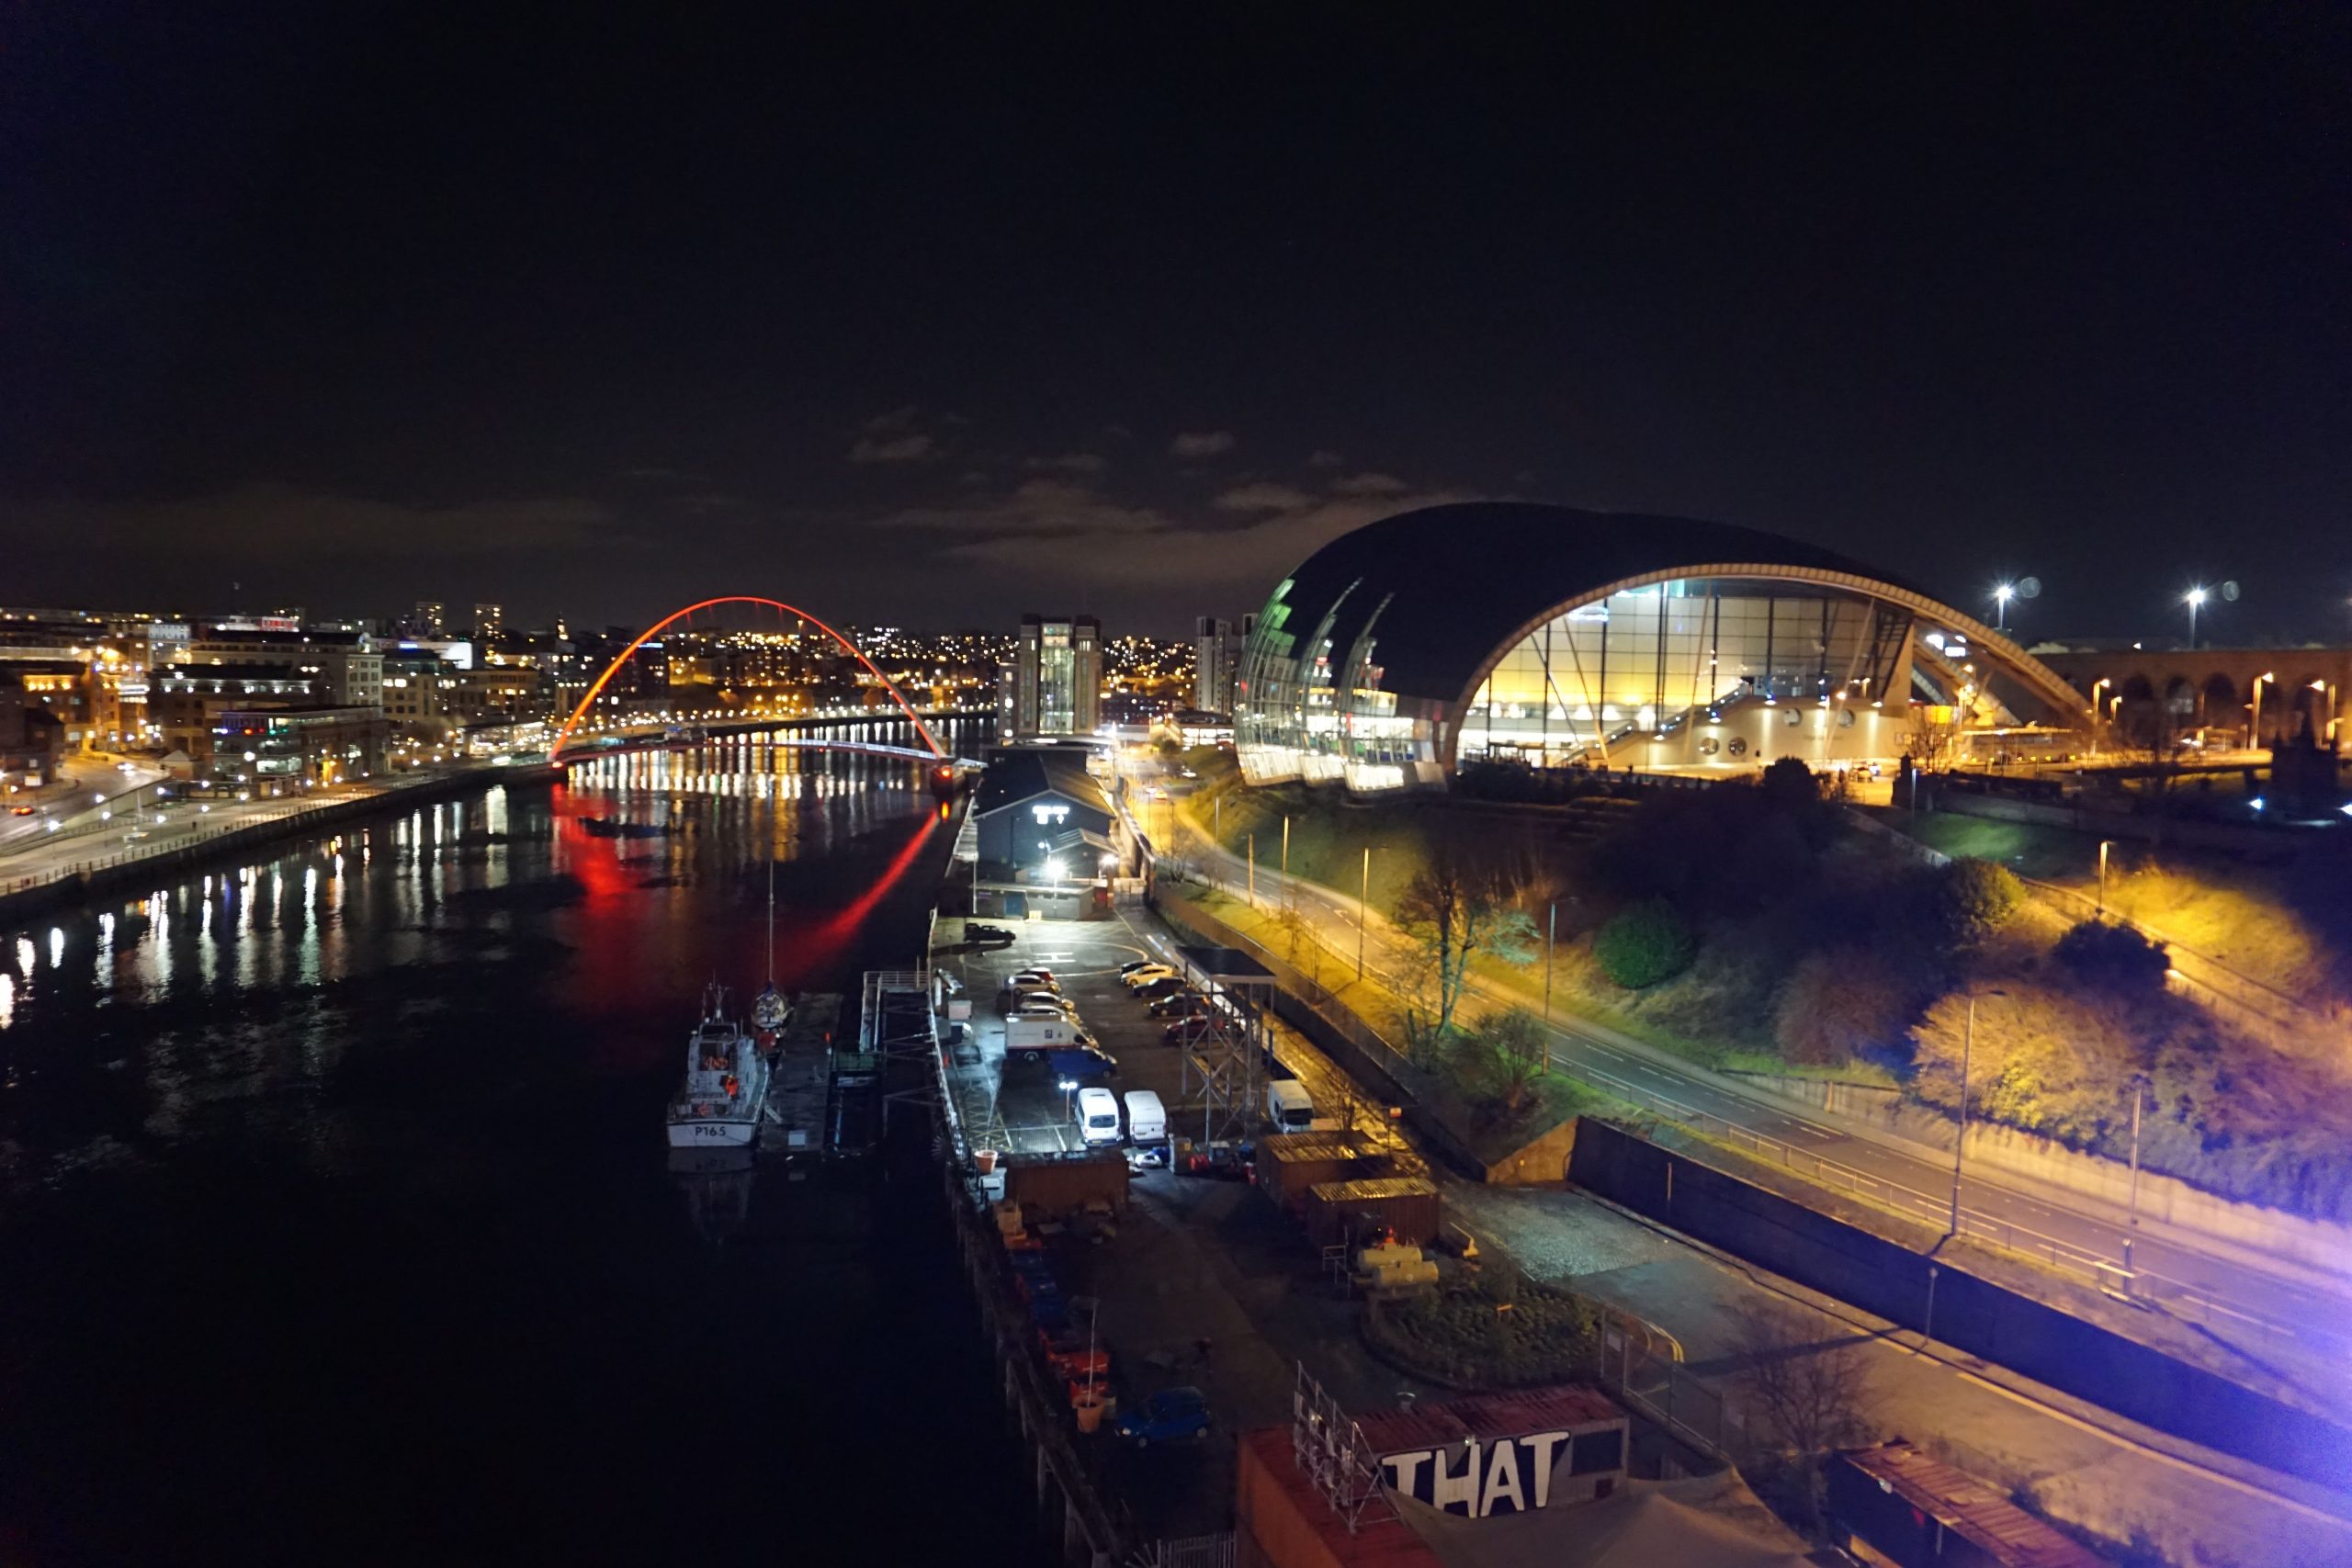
1303 1175 1443 1250
1261 1128 1420 1213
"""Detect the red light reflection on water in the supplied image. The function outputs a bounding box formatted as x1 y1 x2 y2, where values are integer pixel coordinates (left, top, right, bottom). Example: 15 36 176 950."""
790 808 940 975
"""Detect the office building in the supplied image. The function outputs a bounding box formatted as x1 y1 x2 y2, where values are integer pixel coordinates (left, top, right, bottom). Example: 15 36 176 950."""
1006 615 1102 739
1193 615 1253 715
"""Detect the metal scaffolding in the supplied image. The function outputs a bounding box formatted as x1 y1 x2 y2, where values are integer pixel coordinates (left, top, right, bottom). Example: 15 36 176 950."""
1174 942 1275 1148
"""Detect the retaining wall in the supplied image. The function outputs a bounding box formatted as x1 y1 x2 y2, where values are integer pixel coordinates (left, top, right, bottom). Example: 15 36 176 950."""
1568 1117 2352 1492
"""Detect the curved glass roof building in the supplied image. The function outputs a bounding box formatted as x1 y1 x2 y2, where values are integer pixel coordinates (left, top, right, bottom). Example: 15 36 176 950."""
1234 502 2086 791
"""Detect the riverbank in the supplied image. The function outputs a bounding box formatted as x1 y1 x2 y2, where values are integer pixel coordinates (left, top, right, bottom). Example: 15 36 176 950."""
0 762 554 925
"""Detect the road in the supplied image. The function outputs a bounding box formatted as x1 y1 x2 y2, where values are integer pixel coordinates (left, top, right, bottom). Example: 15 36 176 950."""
0 764 475 899
1159 820 2352 1391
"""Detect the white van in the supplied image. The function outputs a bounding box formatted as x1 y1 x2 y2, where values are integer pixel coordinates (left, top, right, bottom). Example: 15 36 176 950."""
1267 1079 1316 1134
1076 1086 1123 1146
1122 1089 1167 1145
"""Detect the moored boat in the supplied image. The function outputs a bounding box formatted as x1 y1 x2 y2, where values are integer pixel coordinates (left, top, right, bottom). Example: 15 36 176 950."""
665 983 769 1146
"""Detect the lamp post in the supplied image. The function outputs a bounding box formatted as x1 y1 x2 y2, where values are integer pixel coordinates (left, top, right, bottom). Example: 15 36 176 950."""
1544 901 1557 1026
1357 845 1374 981
1281 814 1291 908
2090 679 2110 755
1951 987 2005 1234
2251 671 2275 749
2184 587 2208 650
2098 839 2113 916
1992 582 2015 633
2124 1079 2147 1273
1246 833 1255 908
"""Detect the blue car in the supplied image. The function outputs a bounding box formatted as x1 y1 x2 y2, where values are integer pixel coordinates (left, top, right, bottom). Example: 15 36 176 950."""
1114 1385 1210 1446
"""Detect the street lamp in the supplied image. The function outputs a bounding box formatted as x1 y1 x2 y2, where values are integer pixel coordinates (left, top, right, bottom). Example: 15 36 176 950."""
1356 845 1380 981
1991 582 2015 633
2183 586 2208 649
2250 671 2275 748
1951 987 2007 1234
2097 839 2114 916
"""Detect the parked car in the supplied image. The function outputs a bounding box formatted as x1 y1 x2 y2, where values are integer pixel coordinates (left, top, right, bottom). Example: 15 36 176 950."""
1148 991 1208 1020
1114 1386 1210 1446
1116 959 1161 977
966 923 1016 948
1132 975 1185 1000
1006 970 1061 994
1027 1043 1118 1082
1120 964 1177 991
1163 1015 1218 1046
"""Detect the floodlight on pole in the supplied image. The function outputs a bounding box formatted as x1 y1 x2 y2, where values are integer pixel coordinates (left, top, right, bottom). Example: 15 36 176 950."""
2184 586 2208 649
1991 582 2015 632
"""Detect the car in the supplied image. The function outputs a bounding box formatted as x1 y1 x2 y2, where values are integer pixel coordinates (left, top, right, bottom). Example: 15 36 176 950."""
1116 959 1161 977
1114 1386 1210 1446
8 806 32 817
1148 992 1208 1020
1009 998 1080 1022
1132 975 1185 1000
1021 1043 1117 1081
1120 964 1176 991
1163 1015 1218 1046
966 923 1016 948
1006 969 1060 993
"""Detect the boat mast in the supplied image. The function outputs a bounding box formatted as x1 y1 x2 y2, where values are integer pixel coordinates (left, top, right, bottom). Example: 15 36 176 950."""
765 858 776 989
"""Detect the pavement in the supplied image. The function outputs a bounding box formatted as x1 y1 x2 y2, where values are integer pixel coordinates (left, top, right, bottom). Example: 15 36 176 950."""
1159 819 2352 1381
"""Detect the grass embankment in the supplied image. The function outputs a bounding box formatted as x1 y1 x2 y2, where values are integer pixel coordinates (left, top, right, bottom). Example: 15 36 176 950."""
1879 809 2342 1010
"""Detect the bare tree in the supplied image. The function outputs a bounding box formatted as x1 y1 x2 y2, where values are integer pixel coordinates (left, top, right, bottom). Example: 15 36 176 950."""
1392 834 1539 1043
1730 1303 1876 1533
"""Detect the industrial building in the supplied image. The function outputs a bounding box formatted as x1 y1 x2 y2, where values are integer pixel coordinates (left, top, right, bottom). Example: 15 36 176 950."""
1235 502 2086 791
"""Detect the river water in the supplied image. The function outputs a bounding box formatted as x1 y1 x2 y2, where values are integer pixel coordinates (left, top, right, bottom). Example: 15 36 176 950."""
0 728 1039 1565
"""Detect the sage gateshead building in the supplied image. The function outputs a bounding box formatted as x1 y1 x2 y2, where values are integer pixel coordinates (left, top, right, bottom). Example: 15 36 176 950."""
1234 502 2087 792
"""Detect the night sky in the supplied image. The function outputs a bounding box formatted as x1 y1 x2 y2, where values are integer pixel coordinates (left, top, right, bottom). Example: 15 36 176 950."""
6 6 2346 640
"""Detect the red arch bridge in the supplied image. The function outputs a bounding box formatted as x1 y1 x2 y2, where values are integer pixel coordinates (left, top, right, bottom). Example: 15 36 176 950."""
547 596 982 769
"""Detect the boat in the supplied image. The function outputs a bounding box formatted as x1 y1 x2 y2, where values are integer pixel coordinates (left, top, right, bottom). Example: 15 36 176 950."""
665 982 770 1146
750 860 791 1051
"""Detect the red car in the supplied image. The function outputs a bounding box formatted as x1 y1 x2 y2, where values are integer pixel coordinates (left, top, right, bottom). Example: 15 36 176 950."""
1163 1015 1218 1046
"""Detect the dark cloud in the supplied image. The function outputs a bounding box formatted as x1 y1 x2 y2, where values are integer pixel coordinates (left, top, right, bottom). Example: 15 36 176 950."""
1170 431 1237 458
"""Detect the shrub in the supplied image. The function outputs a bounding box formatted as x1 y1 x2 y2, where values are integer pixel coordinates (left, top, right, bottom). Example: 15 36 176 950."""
1595 899 1696 989
1773 951 1919 1067
2053 919 2170 993
1928 858 2025 947
1760 756 1819 809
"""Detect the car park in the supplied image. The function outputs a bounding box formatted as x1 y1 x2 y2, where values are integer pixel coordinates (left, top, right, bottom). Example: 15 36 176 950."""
1114 1386 1210 1446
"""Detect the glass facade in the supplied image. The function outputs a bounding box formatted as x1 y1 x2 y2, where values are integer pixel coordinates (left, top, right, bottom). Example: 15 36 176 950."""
1459 579 1911 767
1238 574 1922 788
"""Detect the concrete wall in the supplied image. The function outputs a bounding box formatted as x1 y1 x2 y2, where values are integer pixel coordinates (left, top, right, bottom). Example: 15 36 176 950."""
1725 1071 2352 1286
1568 1118 2352 1492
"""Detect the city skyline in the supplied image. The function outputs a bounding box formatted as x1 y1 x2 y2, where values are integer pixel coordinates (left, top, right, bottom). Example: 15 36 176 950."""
6 8 2349 637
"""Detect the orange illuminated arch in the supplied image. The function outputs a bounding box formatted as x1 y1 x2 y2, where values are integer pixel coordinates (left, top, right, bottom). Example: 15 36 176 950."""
549 596 946 761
